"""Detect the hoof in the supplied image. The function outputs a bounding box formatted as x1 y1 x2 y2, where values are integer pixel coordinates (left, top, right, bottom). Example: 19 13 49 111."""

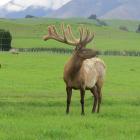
81 112 85 115
66 111 69 114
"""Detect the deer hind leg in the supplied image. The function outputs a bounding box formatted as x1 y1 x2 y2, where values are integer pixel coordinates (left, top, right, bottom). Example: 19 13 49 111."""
90 86 98 113
66 87 72 114
96 82 103 113
80 88 85 115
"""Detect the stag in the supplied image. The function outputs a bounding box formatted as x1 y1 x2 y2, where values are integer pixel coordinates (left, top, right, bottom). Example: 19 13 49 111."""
43 24 106 115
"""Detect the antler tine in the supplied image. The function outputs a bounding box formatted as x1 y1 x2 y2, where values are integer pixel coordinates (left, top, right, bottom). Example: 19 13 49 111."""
51 25 60 37
43 26 52 40
44 24 64 42
67 25 79 43
50 25 64 41
61 23 67 41
47 26 53 35
61 23 76 44
78 27 89 47
84 32 94 44
81 26 87 42
82 27 90 44
79 27 84 42
45 25 59 38
78 26 94 46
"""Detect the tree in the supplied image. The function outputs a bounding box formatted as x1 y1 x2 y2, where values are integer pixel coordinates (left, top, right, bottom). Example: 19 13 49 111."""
25 15 35 18
88 14 97 20
0 29 12 51
119 26 128 32
136 24 140 33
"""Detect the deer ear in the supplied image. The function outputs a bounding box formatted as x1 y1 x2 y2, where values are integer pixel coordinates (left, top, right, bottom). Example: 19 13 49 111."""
77 48 97 59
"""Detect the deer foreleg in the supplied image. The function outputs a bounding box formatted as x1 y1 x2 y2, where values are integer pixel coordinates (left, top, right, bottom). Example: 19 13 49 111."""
66 87 72 114
80 88 85 115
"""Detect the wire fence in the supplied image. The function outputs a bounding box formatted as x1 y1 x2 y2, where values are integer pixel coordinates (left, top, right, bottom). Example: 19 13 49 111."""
0 29 140 57
16 47 140 57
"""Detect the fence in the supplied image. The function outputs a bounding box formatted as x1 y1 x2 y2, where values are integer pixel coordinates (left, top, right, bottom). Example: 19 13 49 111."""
16 47 140 57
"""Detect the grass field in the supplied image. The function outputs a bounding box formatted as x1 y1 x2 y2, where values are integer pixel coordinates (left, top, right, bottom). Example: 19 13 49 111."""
0 52 140 140
0 18 140 139
0 18 140 51
105 19 140 32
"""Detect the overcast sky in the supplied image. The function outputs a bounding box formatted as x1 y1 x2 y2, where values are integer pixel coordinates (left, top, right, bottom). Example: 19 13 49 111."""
0 0 71 11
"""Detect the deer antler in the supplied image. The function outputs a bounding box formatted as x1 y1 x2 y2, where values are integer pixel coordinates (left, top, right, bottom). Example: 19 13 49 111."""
43 24 94 48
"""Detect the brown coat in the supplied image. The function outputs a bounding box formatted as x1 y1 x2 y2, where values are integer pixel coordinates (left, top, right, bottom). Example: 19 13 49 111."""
64 54 105 90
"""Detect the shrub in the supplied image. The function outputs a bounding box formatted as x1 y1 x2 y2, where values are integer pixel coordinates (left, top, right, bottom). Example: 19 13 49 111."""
136 24 140 33
96 19 108 26
119 26 129 32
0 29 12 51
25 15 35 18
88 14 97 20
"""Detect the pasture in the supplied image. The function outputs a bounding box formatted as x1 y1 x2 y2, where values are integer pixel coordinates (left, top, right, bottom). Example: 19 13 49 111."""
0 18 140 51
0 53 140 140
0 18 140 139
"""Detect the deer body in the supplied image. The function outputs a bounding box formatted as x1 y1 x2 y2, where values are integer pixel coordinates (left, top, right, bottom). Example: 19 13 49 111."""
64 55 105 90
43 24 106 115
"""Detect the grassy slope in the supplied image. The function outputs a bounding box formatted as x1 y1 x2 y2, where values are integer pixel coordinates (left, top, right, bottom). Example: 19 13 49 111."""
0 18 140 51
0 53 140 139
105 19 140 32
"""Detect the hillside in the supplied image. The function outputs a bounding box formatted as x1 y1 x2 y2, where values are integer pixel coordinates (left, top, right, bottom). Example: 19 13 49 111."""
48 0 122 18
101 0 140 20
48 0 140 20
1 0 140 20
0 18 140 51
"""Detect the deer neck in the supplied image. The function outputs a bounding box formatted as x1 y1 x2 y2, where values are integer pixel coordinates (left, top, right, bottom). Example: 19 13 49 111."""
68 54 83 79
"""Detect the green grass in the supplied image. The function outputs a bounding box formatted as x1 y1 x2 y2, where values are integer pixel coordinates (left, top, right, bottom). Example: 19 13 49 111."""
105 19 140 32
0 52 140 95
1 18 140 51
0 52 140 140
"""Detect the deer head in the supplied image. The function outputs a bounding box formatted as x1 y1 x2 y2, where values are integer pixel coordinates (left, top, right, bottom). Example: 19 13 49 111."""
43 24 97 59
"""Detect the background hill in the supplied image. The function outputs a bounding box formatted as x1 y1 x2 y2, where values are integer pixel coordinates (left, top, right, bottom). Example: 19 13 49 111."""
0 17 140 51
48 0 140 20
100 0 140 20
1 0 140 20
48 0 122 18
